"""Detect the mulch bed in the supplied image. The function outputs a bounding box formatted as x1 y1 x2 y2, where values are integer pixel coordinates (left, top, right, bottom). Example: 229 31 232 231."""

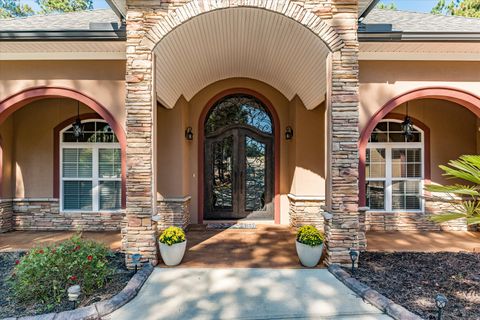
348 252 480 320
0 251 134 318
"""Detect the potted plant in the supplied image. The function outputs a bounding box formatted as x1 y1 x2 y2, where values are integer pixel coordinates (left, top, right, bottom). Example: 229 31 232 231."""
159 226 187 266
295 225 324 267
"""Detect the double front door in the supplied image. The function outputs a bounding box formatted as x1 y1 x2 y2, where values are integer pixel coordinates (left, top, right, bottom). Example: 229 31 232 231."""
204 126 274 220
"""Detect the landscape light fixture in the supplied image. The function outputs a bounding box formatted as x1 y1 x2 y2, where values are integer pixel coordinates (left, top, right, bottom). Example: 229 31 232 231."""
285 126 293 140
131 253 142 273
349 249 359 275
401 101 414 141
72 100 84 141
435 294 448 320
185 127 193 140
68 284 81 309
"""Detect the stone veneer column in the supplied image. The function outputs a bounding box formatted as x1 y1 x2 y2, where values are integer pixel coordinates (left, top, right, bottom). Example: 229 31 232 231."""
323 0 364 266
0 199 13 233
124 6 158 267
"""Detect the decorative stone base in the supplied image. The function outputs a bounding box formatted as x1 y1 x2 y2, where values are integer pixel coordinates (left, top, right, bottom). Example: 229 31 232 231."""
0 199 13 233
12 198 124 231
155 196 191 231
366 198 478 232
288 194 325 231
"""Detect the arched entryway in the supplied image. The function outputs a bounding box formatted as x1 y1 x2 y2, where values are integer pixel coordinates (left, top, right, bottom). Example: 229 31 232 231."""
125 0 361 267
198 90 281 223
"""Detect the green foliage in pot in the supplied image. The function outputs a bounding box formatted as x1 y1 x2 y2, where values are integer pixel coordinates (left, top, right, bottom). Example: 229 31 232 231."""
296 225 324 247
425 155 480 225
159 226 186 246
11 234 113 308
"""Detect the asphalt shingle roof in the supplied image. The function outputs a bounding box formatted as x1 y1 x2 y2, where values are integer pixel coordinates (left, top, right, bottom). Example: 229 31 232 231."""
1 7 480 33
363 8 480 32
0 9 119 31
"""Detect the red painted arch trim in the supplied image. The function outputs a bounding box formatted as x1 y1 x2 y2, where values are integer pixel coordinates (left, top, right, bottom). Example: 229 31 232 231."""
197 88 281 224
358 86 480 207
0 86 126 208
0 135 3 198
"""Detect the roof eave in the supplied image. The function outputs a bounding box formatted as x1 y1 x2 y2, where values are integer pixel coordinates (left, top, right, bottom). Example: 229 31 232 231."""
0 29 126 41
359 31 480 42
359 0 380 21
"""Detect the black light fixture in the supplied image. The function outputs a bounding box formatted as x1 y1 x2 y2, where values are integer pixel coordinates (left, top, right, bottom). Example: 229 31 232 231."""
401 101 414 141
185 127 193 140
285 126 293 140
435 294 448 320
131 253 142 273
72 100 84 141
349 248 359 275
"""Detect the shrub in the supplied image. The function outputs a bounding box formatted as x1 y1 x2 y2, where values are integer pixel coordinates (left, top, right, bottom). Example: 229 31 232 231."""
296 225 324 247
11 234 112 307
159 226 186 246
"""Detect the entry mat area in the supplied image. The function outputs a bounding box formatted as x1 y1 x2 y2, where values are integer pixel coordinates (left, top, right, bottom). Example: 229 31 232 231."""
205 223 257 230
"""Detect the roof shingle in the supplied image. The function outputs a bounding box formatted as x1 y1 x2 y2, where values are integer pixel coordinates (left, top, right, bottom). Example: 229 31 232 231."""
363 8 480 33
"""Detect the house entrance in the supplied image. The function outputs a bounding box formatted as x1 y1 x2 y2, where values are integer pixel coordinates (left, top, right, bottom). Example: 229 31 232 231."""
204 94 274 220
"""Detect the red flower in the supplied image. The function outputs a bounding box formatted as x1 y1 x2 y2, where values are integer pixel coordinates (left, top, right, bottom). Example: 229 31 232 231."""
69 275 77 281
87 255 93 261
15 260 20 265
38 249 44 254
73 245 81 251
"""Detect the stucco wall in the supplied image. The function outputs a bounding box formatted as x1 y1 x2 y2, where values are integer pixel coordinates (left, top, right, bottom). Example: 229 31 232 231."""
359 60 480 131
0 60 126 128
155 78 326 224
0 117 13 198
1 99 93 198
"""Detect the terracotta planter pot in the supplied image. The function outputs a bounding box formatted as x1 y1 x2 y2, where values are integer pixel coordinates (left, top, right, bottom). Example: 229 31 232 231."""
295 240 323 267
159 240 187 266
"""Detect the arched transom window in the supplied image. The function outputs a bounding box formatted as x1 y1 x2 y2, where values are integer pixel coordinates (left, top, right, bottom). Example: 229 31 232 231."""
205 94 273 135
366 120 424 212
60 120 121 211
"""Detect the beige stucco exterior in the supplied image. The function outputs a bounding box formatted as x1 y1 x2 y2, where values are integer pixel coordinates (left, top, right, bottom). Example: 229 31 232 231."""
0 60 126 128
0 60 479 224
0 99 94 198
359 60 480 131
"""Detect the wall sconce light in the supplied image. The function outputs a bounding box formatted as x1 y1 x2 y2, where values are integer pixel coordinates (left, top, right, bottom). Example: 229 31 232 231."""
185 127 193 140
285 126 293 140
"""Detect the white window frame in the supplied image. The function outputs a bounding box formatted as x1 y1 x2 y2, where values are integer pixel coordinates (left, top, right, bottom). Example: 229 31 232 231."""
366 119 425 212
60 120 122 213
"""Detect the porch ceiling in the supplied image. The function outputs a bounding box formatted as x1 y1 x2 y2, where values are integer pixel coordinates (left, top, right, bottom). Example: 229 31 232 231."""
153 7 330 110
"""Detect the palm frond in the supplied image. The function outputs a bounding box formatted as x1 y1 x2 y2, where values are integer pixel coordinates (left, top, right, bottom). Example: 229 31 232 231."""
429 212 467 223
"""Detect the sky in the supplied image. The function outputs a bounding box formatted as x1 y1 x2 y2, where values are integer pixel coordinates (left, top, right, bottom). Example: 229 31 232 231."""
18 0 441 13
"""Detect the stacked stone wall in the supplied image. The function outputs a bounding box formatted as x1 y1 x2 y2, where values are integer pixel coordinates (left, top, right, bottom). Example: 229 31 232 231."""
0 199 13 233
155 197 191 231
12 199 123 231
288 194 325 231
366 199 477 232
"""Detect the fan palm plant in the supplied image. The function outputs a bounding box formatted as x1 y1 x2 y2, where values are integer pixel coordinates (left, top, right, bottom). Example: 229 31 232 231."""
424 155 480 226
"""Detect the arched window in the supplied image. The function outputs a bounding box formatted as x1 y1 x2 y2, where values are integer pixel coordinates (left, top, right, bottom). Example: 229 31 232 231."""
366 120 424 211
60 120 121 211
205 94 273 135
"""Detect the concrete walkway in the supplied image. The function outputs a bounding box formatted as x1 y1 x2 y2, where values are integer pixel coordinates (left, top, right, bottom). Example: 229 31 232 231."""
107 268 391 320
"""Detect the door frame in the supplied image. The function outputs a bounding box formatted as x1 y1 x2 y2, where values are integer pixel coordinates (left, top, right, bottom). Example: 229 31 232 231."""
198 88 280 224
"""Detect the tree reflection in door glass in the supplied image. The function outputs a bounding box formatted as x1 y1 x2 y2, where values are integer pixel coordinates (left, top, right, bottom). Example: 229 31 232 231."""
245 136 266 211
212 136 233 210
